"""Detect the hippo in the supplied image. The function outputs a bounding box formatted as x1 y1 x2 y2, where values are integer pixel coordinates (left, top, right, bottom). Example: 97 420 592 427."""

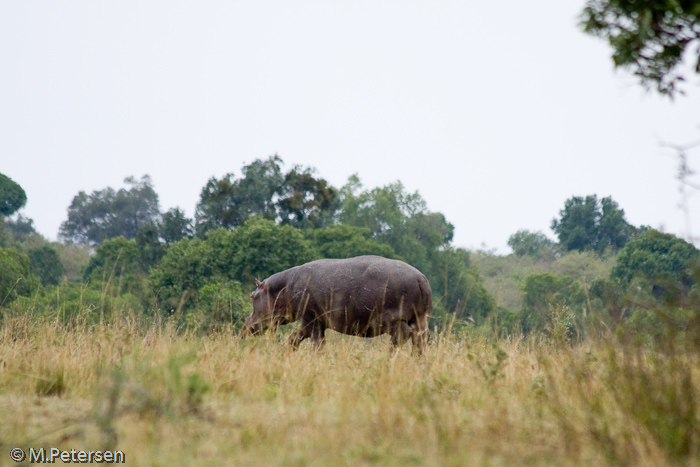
245 255 431 353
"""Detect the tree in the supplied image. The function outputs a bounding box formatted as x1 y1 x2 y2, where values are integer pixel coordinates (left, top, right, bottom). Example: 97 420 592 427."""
136 221 164 270
59 175 160 246
306 225 397 259
580 0 700 96
81 236 154 308
195 156 284 234
159 207 194 245
520 273 586 335
551 195 638 253
277 166 339 229
148 237 215 313
195 156 339 234
84 237 141 283
339 176 453 273
430 247 497 324
337 175 496 321
27 245 64 286
222 217 320 287
6 214 36 240
611 229 700 301
0 173 27 217
150 217 319 314
508 229 558 258
0 247 39 304
0 214 36 247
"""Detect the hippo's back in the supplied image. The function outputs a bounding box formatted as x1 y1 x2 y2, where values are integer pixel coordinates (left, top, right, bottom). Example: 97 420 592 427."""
283 255 431 333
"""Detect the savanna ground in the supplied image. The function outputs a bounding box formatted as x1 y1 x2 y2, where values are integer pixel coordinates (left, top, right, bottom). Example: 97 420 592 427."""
2 312 699 467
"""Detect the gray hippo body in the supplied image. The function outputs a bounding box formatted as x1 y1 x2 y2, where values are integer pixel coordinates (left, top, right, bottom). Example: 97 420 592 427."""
245 255 431 352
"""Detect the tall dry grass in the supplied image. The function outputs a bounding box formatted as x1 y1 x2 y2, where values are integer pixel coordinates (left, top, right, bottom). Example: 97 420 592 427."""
0 315 698 466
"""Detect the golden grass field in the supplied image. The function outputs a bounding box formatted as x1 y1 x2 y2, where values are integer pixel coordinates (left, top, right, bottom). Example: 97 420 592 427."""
1 314 698 466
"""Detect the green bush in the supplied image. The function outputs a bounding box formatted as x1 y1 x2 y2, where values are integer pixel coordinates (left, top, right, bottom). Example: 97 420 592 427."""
611 230 699 304
11 281 143 323
520 273 586 336
0 247 39 305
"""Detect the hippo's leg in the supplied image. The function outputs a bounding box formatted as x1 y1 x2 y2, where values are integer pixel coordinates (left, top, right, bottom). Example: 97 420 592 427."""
288 319 325 349
288 328 309 349
390 321 412 349
310 325 326 349
410 314 430 355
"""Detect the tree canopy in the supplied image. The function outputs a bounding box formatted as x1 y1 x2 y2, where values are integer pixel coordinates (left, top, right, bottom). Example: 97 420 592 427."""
40 155 499 326
580 0 700 96
551 195 639 253
611 229 699 296
195 156 338 235
306 225 397 260
27 245 64 287
160 207 194 245
338 176 494 321
149 217 319 313
195 156 284 233
0 173 27 217
0 247 39 303
278 166 338 229
508 229 558 259
59 175 161 246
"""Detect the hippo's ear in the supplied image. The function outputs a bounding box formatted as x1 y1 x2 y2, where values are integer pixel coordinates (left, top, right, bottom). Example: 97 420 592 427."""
255 279 263 288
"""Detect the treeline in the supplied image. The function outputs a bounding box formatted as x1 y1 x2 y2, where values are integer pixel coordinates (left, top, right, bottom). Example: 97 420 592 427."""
482 195 699 340
0 158 494 330
1 159 699 341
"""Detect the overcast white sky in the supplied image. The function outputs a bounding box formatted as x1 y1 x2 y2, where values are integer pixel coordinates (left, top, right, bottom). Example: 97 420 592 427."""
1 1 698 253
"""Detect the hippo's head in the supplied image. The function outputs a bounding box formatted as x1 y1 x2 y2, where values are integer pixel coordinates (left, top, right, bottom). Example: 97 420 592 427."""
245 279 289 335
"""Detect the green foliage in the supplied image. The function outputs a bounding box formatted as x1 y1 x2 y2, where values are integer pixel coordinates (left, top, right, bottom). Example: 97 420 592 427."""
551 195 638 253
0 217 8 248
223 217 320 287
149 237 214 313
0 173 27 217
430 248 496 324
278 166 339 229
136 221 164 270
11 281 142 324
53 243 91 281
611 229 700 302
195 156 338 235
195 156 285 233
472 249 615 314
339 175 453 273
47 161 498 330
187 281 250 331
306 224 397 259
521 273 586 335
581 0 700 96
150 217 318 317
586 339 700 460
5 214 36 241
337 176 496 321
83 237 146 302
0 247 39 305
27 245 65 286
507 229 558 259
159 207 194 245
59 175 160 246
